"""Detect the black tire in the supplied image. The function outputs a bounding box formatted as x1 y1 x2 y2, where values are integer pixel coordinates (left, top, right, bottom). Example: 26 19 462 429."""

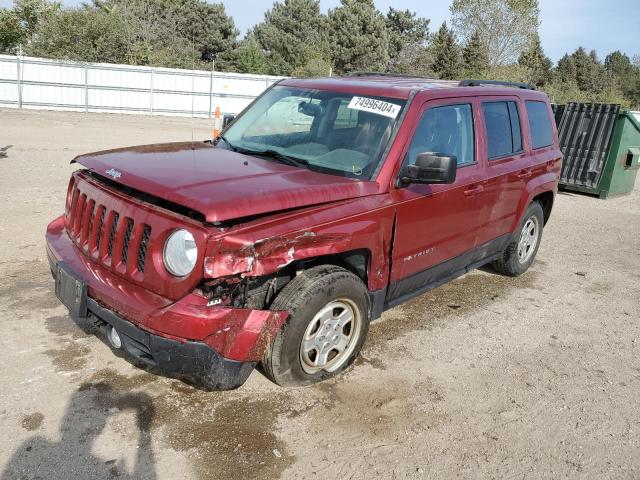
492 201 545 276
262 265 370 387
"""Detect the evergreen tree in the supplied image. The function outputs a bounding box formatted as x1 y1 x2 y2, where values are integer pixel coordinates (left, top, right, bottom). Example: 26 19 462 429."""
605 50 640 107
605 51 633 78
173 1 239 66
227 35 269 75
517 34 552 86
328 0 389 74
385 7 429 73
431 22 460 80
253 0 328 76
555 53 577 84
572 47 592 91
461 29 488 78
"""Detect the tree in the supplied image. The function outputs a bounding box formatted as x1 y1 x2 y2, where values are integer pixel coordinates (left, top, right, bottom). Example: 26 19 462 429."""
13 0 60 35
27 6 130 64
431 22 460 80
253 0 328 76
0 0 60 53
555 53 576 84
517 33 552 86
605 51 640 108
605 50 633 78
0 9 25 53
173 1 239 66
569 47 609 92
328 0 389 74
461 30 488 77
385 7 429 73
450 0 540 66
228 35 269 74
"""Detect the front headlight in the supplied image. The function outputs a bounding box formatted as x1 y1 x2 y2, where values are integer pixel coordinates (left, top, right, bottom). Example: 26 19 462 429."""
163 229 197 277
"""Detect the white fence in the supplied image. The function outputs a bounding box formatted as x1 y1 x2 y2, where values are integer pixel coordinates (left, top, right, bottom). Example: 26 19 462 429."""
0 54 284 117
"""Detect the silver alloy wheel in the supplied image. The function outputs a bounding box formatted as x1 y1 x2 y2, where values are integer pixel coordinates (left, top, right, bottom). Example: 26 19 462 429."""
299 299 362 374
517 216 539 264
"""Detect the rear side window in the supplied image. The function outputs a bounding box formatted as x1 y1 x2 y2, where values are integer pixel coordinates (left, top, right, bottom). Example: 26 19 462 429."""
482 101 523 159
407 104 475 166
526 101 553 149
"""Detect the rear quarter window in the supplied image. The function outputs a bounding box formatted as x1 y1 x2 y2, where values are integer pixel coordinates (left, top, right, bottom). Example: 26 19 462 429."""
526 101 554 149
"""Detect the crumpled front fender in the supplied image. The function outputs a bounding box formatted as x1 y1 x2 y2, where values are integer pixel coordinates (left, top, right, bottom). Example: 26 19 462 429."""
204 230 351 278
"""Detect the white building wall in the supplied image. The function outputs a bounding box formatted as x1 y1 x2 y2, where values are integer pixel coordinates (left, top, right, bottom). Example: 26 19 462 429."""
0 55 284 117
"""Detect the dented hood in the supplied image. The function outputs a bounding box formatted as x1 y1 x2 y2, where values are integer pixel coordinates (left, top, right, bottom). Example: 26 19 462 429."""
73 142 380 223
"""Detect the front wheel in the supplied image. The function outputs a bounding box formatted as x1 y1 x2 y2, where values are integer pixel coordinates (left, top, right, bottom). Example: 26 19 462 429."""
492 201 544 276
262 265 370 387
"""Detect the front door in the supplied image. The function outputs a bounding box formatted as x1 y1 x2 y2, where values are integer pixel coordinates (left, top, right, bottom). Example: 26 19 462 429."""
387 98 488 304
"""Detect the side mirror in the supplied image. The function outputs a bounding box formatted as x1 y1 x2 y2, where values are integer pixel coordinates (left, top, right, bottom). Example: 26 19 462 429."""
222 114 236 129
401 152 457 185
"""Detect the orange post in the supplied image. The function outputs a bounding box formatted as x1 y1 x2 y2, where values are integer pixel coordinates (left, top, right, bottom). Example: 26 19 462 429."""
213 106 223 140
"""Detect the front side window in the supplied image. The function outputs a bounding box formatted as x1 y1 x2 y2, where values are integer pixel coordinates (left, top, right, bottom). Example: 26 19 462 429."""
483 101 523 159
526 100 554 149
406 104 475 167
220 86 407 179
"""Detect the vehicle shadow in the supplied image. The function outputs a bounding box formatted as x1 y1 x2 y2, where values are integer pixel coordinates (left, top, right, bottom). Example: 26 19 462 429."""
1 383 156 480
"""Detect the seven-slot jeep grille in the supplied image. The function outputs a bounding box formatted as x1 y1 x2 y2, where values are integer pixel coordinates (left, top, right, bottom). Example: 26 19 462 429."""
66 182 152 277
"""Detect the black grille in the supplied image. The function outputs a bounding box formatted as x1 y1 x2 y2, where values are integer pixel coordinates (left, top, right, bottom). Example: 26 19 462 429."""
95 207 105 251
107 213 119 258
137 225 151 272
121 218 134 263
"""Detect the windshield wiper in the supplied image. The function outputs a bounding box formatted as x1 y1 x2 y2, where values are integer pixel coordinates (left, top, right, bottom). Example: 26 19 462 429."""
237 147 309 169
217 139 309 169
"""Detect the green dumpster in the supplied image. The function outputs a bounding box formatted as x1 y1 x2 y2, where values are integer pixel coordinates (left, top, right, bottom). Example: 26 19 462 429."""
556 103 640 198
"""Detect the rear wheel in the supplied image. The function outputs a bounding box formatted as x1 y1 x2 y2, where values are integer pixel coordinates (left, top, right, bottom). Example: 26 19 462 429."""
492 201 544 276
262 265 370 387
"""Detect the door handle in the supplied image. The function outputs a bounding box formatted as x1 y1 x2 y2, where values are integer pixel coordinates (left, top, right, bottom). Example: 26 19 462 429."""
463 185 484 196
517 169 532 179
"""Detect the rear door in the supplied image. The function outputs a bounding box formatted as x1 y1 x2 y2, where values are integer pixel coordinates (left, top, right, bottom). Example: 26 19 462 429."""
476 96 532 248
387 97 488 303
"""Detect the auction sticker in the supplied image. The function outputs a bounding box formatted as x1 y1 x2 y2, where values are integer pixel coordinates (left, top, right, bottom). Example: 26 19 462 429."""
348 96 401 119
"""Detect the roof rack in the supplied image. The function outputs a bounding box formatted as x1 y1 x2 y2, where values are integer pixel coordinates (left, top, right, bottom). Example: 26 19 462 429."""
459 79 535 90
348 72 439 80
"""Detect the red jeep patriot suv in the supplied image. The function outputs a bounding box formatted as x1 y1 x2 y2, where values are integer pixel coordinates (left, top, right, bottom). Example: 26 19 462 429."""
46 75 561 389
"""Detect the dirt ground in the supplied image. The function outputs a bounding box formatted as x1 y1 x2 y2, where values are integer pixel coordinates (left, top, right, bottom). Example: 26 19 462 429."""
1 108 639 480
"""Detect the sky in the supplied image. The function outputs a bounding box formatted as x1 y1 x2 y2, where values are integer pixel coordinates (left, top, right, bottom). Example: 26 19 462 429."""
1 0 638 63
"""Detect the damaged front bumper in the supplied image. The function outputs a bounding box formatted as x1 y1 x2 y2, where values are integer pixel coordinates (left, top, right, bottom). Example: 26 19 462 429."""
46 215 288 390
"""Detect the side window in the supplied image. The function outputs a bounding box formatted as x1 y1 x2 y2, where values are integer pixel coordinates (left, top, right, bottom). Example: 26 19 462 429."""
333 99 359 129
526 100 553 149
509 102 523 152
482 101 523 160
407 104 475 166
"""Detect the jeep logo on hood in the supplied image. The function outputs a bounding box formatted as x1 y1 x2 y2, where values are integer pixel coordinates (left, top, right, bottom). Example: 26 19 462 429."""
105 168 122 180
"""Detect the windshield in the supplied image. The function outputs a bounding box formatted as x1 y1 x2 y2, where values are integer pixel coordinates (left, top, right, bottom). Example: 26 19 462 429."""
219 86 407 179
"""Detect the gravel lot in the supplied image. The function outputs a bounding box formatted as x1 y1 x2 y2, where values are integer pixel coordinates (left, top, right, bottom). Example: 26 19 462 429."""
1 109 639 480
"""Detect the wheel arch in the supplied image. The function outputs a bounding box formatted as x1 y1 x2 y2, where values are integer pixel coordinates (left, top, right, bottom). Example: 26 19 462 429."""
532 190 554 225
